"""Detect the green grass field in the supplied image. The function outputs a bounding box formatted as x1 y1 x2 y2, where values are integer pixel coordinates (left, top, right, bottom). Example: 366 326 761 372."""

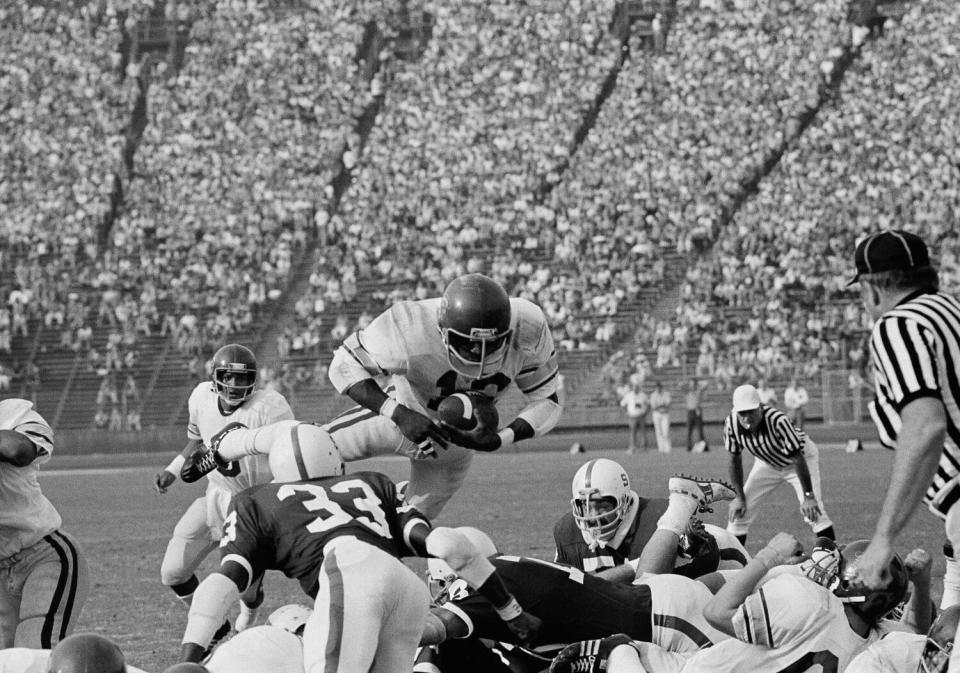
40 435 942 672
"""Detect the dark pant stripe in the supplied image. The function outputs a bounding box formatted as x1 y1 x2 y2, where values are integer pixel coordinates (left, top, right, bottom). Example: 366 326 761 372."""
40 534 71 648
653 613 714 649
324 549 345 671
51 531 81 640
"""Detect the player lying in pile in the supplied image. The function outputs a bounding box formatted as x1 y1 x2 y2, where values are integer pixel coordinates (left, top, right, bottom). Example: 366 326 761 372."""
419 477 935 673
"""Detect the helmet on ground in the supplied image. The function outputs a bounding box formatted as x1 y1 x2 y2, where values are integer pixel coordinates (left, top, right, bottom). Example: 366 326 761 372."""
269 423 344 483
834 539 909 622
267 604 313 635
427 557 471 605
47 633 125 673
920 604 960 673
570 459 635 547
211 344 258 406
437 274 512 379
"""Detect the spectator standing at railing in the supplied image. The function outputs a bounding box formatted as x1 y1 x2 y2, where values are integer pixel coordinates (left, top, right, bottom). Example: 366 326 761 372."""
619 384 649 454
649 381 672 453
783 379 810 430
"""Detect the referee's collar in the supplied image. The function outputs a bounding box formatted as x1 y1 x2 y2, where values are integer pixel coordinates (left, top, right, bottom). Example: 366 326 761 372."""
894 288 936 307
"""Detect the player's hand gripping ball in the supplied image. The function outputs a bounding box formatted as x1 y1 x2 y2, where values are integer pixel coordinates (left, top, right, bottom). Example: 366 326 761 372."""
437 393 499 432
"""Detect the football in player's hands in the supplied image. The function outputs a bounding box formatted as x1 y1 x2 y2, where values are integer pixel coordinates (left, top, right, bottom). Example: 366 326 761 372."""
436 393 499 432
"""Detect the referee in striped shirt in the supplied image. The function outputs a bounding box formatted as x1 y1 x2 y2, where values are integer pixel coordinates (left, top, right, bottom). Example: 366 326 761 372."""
724 384 835 545
842 231 960 615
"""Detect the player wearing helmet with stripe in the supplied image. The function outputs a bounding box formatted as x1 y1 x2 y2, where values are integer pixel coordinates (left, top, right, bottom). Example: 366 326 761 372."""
153 344 294 637
554 459 749 579
178 424 540 673
300 273 558 518
550 534 912 673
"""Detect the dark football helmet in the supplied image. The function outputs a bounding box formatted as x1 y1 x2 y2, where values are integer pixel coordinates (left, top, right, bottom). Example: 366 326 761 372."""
834 539 909 622
47 633 125 673
920 604 960 673
210 344 257 406
437 274 512 379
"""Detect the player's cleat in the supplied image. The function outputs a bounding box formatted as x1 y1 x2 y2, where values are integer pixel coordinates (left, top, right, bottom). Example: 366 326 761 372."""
180 448 228 483
549 634 635 673
209 421 248 453
668 473 737 513
201 620 232 660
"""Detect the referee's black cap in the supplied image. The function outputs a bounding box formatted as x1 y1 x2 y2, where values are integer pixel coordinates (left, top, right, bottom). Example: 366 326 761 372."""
848 229 930 286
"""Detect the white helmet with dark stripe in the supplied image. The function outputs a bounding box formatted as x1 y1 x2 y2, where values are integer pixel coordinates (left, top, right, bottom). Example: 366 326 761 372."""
269 422 344 483
571 459 635 546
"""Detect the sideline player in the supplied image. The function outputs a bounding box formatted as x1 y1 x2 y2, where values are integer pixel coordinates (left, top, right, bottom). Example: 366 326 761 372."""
839 229 960 671
554 459 747 578
0 398 89 648
724 384 835 545
177 422 540 673
324 273 561 518
550 534 910 673
153 344 294 633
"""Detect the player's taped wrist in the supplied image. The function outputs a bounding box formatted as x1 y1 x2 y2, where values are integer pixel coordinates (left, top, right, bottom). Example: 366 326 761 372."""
379 397 400 420
165 454 186 475
476 573 522 621
497 428 515 447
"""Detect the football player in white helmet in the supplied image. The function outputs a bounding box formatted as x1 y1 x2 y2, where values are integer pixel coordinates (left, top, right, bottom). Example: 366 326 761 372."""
555 459 749 578
152 343 295 637
199 605 312 673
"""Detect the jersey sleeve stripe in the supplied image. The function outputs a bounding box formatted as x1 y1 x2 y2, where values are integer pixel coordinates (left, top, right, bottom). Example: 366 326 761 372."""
221 554 254 593
738 604 754 644
439 602 475 638
519 368 559 394
757 587 775 648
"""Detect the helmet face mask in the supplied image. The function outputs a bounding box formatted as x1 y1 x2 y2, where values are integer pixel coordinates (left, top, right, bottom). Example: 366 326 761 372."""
437 274 512 379
800 537 843 591
426 558 470 605
211 344 257 406
570 459 633 547
919 605 960 673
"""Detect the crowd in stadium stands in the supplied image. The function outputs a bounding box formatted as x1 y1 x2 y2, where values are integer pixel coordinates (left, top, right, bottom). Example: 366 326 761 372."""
2 0 958 429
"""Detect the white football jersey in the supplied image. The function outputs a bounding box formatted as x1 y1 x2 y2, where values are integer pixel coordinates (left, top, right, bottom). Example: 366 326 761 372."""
640 574 730 652
186 384 294 494
0 648 149 673
672 574 878 672
205 625 303 673
845 631 925 673
0 399 60 558
328 297 559 432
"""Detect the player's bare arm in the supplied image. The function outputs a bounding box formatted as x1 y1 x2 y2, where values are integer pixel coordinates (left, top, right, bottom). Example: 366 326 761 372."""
901 547 933 634
854 397 946 589
154 439 202 494
728 452 746 519
344 378 449 449
703 532 803 636
790 452 821 522
0 429 40 467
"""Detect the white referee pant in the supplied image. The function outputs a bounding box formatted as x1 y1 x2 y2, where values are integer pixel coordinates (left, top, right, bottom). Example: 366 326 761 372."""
726 439 833 538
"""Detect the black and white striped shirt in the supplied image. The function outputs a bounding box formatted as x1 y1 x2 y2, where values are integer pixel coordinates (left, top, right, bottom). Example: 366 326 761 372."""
868 290 960 518
723 405 805 468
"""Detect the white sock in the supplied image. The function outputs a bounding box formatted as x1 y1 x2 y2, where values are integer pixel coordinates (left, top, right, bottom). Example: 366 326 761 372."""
943 549 960 610
656 494 698 536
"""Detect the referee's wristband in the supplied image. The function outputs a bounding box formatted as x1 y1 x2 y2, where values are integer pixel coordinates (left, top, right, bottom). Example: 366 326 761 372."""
379 398 400 420
165 454 186 474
